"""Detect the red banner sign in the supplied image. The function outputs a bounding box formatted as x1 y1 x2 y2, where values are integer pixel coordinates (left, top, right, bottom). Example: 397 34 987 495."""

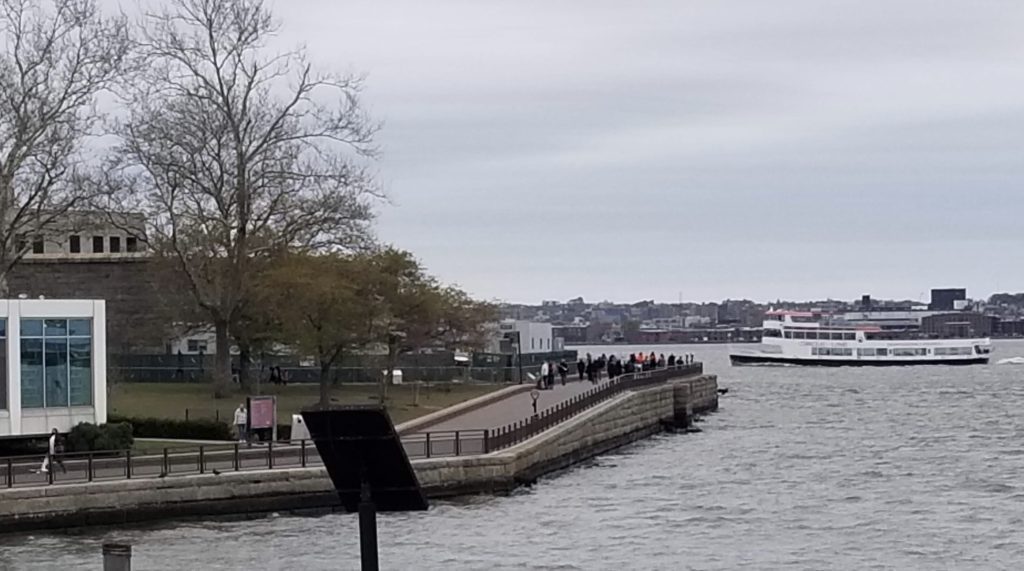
248 396 276 429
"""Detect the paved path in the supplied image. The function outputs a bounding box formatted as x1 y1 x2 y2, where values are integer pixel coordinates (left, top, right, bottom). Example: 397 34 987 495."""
424 377 605 431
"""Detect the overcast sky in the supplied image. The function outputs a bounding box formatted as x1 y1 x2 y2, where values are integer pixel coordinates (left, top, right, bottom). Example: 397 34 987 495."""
126 1 1024 304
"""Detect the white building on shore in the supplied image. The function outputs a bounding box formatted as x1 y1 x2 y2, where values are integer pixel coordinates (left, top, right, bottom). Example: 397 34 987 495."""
0 299 107 438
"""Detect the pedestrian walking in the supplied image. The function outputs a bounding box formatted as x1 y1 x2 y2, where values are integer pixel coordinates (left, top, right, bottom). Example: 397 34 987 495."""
546 360 556 388
558 360 569 386
539 361 550 390
577 359 585 381
234 402 248 442
38 428 66 474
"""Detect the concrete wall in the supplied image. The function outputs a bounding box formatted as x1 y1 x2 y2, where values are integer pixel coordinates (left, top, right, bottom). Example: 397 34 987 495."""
0 375 717 532
8 258 180 352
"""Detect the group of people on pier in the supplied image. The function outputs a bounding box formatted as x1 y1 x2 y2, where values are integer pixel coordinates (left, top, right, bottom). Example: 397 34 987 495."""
534 351 695 390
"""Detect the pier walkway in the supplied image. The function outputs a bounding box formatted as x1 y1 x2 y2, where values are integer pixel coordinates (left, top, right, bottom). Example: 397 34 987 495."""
422 378 601 431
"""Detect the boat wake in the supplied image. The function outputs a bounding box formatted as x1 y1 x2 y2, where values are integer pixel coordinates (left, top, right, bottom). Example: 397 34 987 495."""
996 357 1024 365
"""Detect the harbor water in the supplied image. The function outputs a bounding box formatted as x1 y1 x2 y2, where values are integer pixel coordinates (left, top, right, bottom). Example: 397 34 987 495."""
3 341 1024 570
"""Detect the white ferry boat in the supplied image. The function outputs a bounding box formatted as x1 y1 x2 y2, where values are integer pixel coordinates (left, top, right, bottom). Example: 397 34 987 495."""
730 311 992 367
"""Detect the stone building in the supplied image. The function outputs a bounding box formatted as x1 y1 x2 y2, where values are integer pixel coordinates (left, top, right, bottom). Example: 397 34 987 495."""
6 212 180 353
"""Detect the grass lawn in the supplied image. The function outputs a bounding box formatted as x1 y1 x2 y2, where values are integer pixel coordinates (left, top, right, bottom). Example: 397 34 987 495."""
110 382 503 425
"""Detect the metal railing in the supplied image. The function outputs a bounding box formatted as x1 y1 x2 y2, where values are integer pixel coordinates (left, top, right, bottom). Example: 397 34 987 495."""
487 362 703 452
1 362 702 489
0 431 491 489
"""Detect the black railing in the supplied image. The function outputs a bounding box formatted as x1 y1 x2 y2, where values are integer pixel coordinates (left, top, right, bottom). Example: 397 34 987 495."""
0 430 492 489
1 363 702 489
486 362 703 452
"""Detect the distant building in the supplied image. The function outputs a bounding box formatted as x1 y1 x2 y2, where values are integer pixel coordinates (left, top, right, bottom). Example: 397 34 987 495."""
920 312 995 338
493 320 556 354
930 288 967 312
552 323 588 345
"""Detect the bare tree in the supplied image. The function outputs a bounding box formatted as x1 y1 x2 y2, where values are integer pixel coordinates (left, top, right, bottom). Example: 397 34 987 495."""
111 0 379 397
0 0 129 293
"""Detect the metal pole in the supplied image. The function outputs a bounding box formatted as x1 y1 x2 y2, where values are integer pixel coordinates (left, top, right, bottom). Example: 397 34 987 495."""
358 477 379 571
102 542 132 571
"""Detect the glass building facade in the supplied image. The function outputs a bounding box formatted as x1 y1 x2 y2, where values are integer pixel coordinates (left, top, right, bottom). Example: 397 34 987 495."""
20 318 92 408
0 319 6 410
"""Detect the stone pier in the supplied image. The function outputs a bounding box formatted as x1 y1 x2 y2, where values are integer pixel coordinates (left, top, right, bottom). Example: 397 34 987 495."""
0 374 717 532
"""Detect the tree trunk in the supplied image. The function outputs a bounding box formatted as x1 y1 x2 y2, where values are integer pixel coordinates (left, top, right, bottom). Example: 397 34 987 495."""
238 342 252 392
380 337 399 404
319 360 332 407
213 319 232 398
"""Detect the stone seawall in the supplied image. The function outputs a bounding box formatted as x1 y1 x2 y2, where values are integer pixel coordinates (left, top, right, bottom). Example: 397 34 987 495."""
0 375 717 533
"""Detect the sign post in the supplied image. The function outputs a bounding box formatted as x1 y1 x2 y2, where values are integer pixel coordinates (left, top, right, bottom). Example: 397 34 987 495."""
247 395 277 442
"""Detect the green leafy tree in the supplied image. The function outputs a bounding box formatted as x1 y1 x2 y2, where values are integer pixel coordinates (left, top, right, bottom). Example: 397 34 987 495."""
265 253 373 407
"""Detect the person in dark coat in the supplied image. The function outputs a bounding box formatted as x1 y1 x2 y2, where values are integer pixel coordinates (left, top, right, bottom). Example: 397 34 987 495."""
557 360 569 386
577 359 585 381
668 354 676 367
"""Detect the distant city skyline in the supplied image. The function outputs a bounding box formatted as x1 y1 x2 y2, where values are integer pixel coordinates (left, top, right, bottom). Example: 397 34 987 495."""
499 287 999 307
112 1 1024 303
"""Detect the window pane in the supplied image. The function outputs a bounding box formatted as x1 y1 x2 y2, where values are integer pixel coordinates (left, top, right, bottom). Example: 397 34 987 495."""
70 235 81 253
44 338 69 408
93 236 104 253
20 338 44 408
21 319 43 337
69 338 92 406
110 236 121 253
0 318 6 337
68 319 92 337
45 319 68 336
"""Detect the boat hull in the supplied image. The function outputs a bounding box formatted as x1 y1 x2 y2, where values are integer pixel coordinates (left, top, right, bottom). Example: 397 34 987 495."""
729 353 989 367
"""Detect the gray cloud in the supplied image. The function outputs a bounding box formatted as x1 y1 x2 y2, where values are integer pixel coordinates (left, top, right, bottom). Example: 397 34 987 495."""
108 0 1024 302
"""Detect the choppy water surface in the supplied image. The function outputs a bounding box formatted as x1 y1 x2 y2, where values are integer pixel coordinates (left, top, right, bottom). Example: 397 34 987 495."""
4 341 1024 570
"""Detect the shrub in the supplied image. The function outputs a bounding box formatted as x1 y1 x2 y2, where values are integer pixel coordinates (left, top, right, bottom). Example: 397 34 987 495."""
66 421 134 452
108 414 233 441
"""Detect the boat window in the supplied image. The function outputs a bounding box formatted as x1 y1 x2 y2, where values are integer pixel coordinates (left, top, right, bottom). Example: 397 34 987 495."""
784 331 793 339
875 348 888 356
792 331 806 340
843 332 856 340
892 348 927 357
858 348 875 357
763 329 781 338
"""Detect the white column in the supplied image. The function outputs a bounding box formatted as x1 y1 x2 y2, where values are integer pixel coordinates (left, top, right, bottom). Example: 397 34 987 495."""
92 300 107 424
8 300 21 435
